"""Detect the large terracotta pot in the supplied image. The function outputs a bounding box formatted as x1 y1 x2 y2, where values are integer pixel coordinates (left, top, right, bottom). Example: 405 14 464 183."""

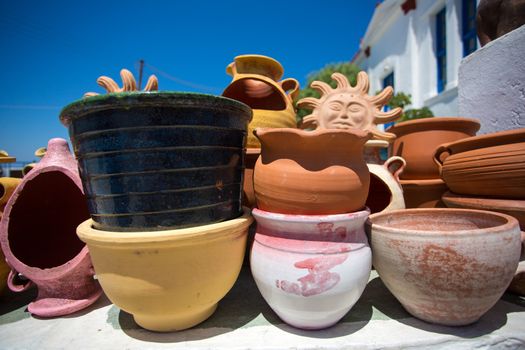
368 208 521 326
434 128 525 198
77 208 252 332
253 128 371 215
366 156 406 214
400 178 448 208
251 208 371 330
387 117 480 180
223 55 299 149
0 138 102 317
60 92 252 231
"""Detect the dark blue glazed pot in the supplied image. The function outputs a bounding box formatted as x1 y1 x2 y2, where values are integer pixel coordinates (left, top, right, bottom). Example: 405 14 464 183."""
60 92 252 232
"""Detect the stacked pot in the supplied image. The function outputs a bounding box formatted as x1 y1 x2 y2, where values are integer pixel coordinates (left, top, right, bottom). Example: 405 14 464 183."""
60 90 253 332
250 127 373 330
387 117 481 208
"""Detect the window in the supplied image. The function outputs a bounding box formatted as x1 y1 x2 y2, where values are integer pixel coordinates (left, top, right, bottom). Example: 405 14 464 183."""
462 0 477 56
436 7 447 93
382 72 395 130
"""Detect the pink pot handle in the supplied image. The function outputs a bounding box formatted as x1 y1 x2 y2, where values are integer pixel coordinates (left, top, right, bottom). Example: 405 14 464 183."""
384 156 406 182
280 78 300 102
7 269 34 292
433 143 452 175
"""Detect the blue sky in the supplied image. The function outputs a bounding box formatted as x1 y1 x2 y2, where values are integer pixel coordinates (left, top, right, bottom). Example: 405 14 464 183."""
0 1 377 162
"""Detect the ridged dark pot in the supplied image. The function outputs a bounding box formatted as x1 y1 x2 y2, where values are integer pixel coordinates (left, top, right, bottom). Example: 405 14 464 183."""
60 92 252 232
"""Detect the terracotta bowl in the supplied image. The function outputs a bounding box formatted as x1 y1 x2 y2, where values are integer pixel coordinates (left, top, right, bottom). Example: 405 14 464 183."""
434 128 525 199
387 117 480 180
400 178 448 208
77 208 252 332
368 208 521 326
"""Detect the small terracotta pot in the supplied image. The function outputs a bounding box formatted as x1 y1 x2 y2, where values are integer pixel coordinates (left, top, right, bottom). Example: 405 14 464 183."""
77 208 252 332
366 156 406 214
400 178 448 208
387 117 480 180
434 128 525 199
368 208 521 326
0 138 101 317
251 208 371 330
254 128 371 215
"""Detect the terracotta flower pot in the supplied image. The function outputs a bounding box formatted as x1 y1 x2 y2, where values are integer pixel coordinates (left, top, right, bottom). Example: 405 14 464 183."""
0 138 102 317
368 208 521 326
366 156 406 214
387 117 480 180
77 208 252 332
253 128 371 215
400 178 448 208
250 208 371 330
434 128 525 198
60 92 252 231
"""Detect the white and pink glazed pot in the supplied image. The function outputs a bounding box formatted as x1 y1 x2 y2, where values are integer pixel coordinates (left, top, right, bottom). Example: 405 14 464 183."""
250 208 371 330
0 138 102 317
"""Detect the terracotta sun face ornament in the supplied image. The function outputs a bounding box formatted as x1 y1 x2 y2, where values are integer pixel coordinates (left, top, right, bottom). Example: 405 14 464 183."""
297 71 402 142
84 68 158 97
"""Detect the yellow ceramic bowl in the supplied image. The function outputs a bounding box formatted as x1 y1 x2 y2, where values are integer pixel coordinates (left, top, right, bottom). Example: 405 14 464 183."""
247 108 297 148
77 208 253 332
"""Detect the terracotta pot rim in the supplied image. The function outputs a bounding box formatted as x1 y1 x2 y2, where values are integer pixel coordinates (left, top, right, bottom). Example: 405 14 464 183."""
437 127 525 154
60 91 252 127
254 127 372 139
368 208 518 236
442 191 525 212
77 207 252 246
252 207 370 223
386 117 480 136
399 178 445 185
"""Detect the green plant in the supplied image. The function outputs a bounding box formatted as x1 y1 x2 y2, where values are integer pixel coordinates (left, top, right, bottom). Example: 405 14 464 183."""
387 92 434 123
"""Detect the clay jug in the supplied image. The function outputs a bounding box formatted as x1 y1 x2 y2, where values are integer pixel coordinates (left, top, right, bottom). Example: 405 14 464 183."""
0 138 102 317
253 128 371 214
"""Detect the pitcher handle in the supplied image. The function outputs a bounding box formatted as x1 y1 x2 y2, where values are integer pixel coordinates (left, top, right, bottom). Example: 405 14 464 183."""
433 144 452 176
280 78 300 103
7 269 33 292
384 156 406 182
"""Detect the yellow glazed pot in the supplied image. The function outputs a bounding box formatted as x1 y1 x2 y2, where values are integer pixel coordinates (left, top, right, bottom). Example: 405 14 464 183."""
77 208 253 332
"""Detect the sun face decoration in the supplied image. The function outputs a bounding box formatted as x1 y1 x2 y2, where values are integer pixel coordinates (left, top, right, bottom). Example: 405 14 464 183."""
297 71 402 142
84 69 158 97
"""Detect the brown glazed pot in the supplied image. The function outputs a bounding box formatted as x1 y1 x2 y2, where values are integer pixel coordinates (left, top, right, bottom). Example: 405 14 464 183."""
253 128 371 214
400 178 448 208
368 208 521 326
387 117 480 180
434 128 525 198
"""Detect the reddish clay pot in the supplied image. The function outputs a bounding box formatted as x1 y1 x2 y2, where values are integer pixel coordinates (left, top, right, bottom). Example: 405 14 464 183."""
387 117 480 180
0 138 102 317
368 208 521 326
434 128 525 199
253 128 371 215
400 178 448 208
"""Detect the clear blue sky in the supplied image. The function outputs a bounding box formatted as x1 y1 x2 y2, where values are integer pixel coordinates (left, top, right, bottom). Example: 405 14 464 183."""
0 0 377 162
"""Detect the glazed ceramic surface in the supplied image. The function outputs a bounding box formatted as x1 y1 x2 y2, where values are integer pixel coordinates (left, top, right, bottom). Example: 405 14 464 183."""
366 156 406 214
250 208 371 329
400 178 448 208
368 208 521 326
0 138 101 316
253 128 371 214
434 128 525 198
223 55 299 149
77 208 252 332
0 177 21 214
387 117 480 180
60 92 252 231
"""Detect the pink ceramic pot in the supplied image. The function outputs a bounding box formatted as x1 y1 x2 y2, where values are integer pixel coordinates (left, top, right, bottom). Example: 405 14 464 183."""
0 138 102 317
368 208 521 326
250 208 371 330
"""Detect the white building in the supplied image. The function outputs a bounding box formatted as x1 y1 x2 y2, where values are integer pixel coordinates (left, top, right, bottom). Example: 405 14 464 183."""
353 0 479 117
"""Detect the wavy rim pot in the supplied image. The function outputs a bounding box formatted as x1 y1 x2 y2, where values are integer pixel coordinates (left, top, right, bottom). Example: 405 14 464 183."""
250 207 371 330
367 208 521 326
77 207 253 332
59 91 252 231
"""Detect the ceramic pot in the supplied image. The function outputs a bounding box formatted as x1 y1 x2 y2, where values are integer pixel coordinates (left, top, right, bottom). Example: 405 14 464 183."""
0 138 102 317
77 208 252 332
400 178 448 208
434 128 525 199
242 148 260 209
223 55 299 149
60 92 252 231
0 177 21 213
366 156 406 214
250 208 371 330
368 208 521 326
387 117 480 180
253 128 371 215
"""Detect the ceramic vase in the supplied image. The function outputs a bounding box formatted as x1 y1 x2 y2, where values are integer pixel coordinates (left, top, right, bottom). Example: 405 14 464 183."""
77 208 252 332
0 138 102 317
366 156 406 214
387 117 480 180
59 92 252 232
250 208 371 330
368 208 521 326
0 177 21 293
434 128 525 198
223 55 299 149
253 128 371 214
